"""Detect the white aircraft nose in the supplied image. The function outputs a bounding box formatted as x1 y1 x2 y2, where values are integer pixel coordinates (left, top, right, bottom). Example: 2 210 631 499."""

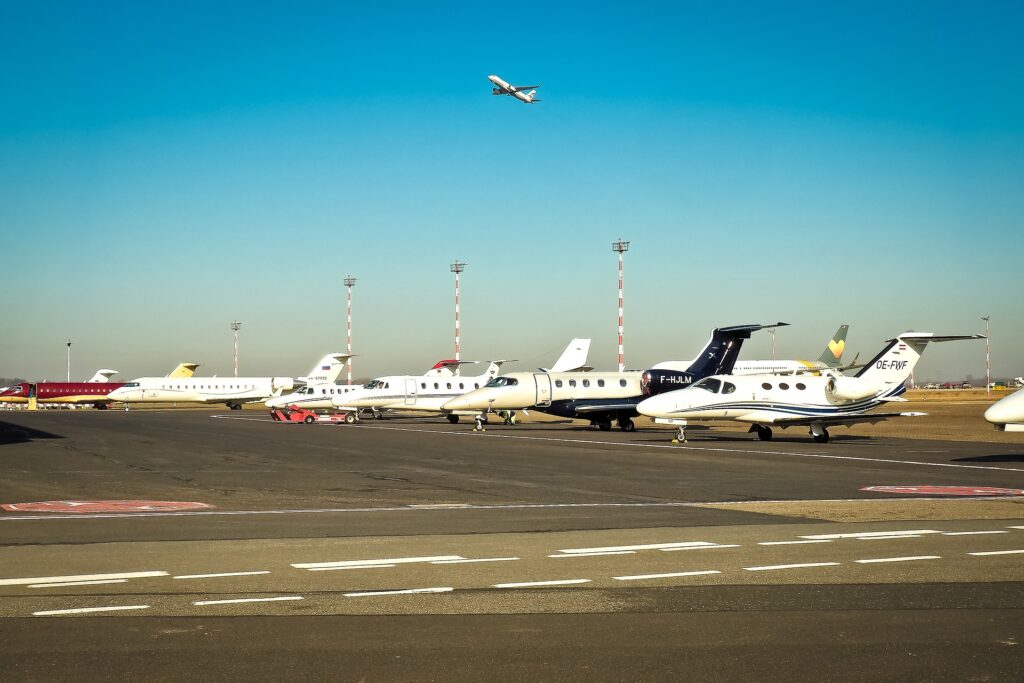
984 399 1016 424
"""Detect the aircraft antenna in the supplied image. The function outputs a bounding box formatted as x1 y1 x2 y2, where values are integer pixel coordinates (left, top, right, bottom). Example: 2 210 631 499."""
450 260 467 362
345 276 357 384
230 321 242 377
612 239 630 372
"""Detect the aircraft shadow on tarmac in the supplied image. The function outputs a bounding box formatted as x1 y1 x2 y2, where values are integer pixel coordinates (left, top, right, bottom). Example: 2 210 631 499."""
0 420 65 446
953 453 1024 463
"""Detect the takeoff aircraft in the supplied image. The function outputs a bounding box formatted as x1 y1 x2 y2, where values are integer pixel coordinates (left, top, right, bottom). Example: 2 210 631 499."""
637 333 982 443
984 389 1024 432
107 353 348 410
653 325 850 375
442 324 782 431
488 74 541 103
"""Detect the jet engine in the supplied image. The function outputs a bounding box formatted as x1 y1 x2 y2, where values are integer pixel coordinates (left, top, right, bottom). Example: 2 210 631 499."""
642 369 696 396
492 88 503 95
271 377 296 394
825 376 877 402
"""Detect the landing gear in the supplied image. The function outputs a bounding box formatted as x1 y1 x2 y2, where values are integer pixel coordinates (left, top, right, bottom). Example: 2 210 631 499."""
672 425 687 443
754 425 773 441
228 403 242 411
447 414 460 424
618 417 636 432
344 412 357 424
499 410 517 425
810 423 830 444
596 420 612 431
372 408 384 420
473 413 487 432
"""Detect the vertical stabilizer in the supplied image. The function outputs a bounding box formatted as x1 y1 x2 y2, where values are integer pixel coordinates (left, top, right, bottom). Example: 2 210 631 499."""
87 369 119 383
816 325 850 367
855 333 983 392
302 353 352 385
168 363 200 378
547 338 592 372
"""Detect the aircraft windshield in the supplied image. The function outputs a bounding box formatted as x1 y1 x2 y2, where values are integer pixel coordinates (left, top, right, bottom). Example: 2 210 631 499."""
692 378 722 393
485 377 518 388
123 382 139 388
363 380 384 389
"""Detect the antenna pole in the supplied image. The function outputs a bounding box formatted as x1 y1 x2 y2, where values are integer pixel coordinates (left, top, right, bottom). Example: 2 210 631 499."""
612 239 630 372
345 276 357 384
450 261 466 361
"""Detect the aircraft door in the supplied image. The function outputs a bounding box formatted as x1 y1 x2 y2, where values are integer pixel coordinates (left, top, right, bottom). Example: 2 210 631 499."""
533 373 552 407
404 378 417 405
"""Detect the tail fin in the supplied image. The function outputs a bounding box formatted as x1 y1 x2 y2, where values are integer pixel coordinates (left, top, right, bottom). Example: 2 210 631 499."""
167 363 200 378
686 322 789 378
854 333 983 391
87 369 118 383
816 325 850 367
301 353 353 385
546 338 592 373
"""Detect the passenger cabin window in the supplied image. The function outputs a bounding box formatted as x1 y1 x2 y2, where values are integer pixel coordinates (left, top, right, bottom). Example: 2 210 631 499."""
761 382 772 390
459 383 464 389
434 382 439 389
474 383 479 389
619 379 627 387
796 383 806 390
779 383 790 390
597 379 605 387
421 383 426 389
446 382 452 389
568 379 577 388
582 379 590 388
722 382 737 394
555 380 563 388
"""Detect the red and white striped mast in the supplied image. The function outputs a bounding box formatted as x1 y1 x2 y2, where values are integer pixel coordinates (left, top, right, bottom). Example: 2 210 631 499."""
450 260 466 362
344 276 357 384
612 239 629 372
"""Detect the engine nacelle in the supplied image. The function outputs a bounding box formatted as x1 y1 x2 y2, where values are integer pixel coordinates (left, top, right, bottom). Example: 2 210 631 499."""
825 376 877 402
642 369 696 396
492 88 503 95
271 377 296 393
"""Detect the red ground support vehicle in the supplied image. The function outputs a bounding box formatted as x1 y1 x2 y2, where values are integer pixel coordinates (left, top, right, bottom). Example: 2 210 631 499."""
269 405 357 424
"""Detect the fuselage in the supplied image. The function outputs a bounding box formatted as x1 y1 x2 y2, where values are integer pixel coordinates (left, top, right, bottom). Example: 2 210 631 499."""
266 384 361 409
984 389 1024 432
107 376 295 405
442 371 643 413
653 359 829 375
0 382 126 405
332 371 497 412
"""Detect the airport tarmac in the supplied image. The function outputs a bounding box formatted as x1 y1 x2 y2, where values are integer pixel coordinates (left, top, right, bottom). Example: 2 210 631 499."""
1 410 1022 681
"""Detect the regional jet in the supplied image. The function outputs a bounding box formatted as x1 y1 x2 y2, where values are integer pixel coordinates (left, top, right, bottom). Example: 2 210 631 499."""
488 75 541 103
984 389 1024 432
442 324 783 431
637 333 982 444
0 363 191 408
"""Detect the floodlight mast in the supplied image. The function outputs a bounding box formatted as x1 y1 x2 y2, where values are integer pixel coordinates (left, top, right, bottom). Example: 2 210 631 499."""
982 315 991 396
66 339 71 382
612 239 630 372
451 261 466 362
344 276 357 384
230 321 242 377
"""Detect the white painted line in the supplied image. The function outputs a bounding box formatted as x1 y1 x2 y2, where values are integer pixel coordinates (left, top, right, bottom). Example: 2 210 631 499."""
174 571 271 579
744 562 840 572
614 570 721 581
801 530 939 540
856 535 923 540
193 596 304 606
292 555 462 569
968 549 1024 556
1007 526 1024 530
494 579 591 588
33 605 149 616
549 551 636 558
30 579 128 588
0 571 168 586
661 544 740 552
942 531 1008 536
306 564 396 571
343 587 453 597
430 557 520 564
758 540 834 546
855 556 941 564
556 542 716 554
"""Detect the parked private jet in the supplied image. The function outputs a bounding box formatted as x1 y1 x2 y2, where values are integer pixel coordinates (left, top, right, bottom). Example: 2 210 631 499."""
107 353 348 410
637 332 982 444
488 74 541 103
652 325 850 375
0 363 189 408
984 389 1024 432
442 324 783 431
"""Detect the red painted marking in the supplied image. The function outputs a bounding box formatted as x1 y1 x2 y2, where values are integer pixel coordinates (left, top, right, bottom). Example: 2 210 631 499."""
861 486 1024 497
1 500 214 513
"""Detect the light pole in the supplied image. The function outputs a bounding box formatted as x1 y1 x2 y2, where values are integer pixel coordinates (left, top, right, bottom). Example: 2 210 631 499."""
768 329 776 361
982 315 990 396
344 276 357 384
230 321 242 377
450 261 466 362
66 339 71 381
612 239 629 372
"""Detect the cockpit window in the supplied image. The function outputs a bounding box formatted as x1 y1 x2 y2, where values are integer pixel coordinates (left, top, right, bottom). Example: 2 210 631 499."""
722 381 736 394
123 382 139 388
485 377 518 388
693 378 722 393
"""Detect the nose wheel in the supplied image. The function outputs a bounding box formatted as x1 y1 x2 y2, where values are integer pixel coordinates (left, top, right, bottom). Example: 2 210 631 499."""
672 425 687 443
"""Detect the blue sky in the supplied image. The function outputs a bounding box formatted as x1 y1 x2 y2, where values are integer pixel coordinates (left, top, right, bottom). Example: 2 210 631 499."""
2 1 1021 382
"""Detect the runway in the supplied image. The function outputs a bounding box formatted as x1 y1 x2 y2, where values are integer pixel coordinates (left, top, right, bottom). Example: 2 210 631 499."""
1 410 1022 680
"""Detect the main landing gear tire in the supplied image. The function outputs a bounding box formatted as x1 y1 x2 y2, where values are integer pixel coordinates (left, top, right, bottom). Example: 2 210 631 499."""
303 415 315 424
755 425 773 441
229 403 243 411
813 430 830 444
597 421 612 432
344 413 356 424
447 414 460 424
618 418 636 432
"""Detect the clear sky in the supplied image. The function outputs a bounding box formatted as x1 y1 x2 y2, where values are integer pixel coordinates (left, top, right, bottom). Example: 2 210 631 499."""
2 1 1022 383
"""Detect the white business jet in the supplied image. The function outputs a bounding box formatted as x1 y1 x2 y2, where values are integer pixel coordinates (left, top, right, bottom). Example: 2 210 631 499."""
984 389 1024 432
108 353 349 410
637 332 982 444
488 75 541 103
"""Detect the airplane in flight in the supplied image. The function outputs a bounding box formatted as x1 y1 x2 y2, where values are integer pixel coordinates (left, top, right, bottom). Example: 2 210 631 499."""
442 324 784 431
652 325 850 375
637 332 983 444
488 75 541 104
328 339 592 420
106 353 348 410
984 389 1024 432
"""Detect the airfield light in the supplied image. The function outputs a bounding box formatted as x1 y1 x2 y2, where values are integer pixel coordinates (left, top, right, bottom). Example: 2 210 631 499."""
612 239 630 372
982 316 991 396
450 261 467 362
344 276 357 384
230 321 242 377
66 339 71 382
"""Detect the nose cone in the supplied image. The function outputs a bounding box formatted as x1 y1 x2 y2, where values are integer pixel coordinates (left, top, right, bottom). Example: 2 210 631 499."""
637 393 676 419
984 390 1024 425
445 389 498 412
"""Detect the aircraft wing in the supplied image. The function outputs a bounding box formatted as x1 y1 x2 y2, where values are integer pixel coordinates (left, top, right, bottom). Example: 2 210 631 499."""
573 401 641 414
513 85 540 90
770 411 926 428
